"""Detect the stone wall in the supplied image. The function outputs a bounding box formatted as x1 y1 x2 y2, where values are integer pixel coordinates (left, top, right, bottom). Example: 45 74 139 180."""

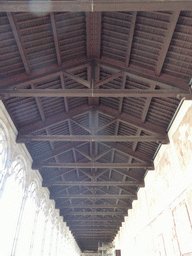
113 100 192 256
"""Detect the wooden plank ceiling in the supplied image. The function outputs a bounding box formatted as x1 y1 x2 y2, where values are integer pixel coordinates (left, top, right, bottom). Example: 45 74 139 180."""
0 0 192 252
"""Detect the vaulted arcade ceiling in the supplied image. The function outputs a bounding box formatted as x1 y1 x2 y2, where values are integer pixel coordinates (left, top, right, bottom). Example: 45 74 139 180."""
0 0 192 252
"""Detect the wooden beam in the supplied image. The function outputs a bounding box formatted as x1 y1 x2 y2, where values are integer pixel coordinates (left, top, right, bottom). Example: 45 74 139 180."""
98 59 188 91
0 59 88 89
52 194 136 199
64 212 127 216
34 142 84 163
98 105 167 135
33 162 153 170
118 73 127 114
125 12 137 67
95 72 124 88
102 142 152 163
18 105 91 134
62 70 90 88
31 84 45 121
71 228 119 231
155 11 180 76
0 88 187 99
1 1 192 12
43 181 144 187
50 12 61 66
66 219 122 223
60 204 131 209
18 134 168 143
86 12 101 59
73 231 118 235
7 12 30 75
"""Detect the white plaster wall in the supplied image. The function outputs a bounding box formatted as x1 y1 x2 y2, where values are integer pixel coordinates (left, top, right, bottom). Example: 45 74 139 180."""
113 100 192 256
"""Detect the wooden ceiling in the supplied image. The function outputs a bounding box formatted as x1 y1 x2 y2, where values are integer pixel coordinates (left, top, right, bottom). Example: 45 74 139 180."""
0 0 192 252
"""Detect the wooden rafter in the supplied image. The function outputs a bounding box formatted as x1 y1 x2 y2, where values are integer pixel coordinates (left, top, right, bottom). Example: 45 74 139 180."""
0 60 88 89
18 105 91 134
33 142 84 163
95 71 124 88
155 11 180 76
99 59 188 91
7 12 30 75
125 12 137 67
50 12 61 66
98 105 167 135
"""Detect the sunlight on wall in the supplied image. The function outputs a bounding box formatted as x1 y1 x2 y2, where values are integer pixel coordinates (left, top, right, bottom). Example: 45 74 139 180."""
113 100 192 256
0 101 81 256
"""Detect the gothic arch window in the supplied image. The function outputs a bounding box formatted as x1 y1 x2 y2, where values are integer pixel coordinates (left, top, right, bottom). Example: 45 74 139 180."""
0 119 9 185
50 215 59 256
15 181 38 256
43 206 54 256
0 158 25 256
31 195 47 256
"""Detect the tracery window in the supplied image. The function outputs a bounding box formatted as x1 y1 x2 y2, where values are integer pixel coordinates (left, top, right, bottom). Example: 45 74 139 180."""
50 215 59 256
43 206 54 256
15 182 38 256
31 196 47 256
0 113 81 256
0 120 8 186
0 159 25 256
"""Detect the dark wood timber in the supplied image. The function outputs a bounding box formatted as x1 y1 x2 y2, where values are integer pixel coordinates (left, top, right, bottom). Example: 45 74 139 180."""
33 162 153 170
155 11 180 76
1 1 192 12
18 134 168 143
7 12 30 75
1 5 190 252
63 212 128 216
43 181 144 187
0 88 188 98
52 194 136 199
60 204 132 209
